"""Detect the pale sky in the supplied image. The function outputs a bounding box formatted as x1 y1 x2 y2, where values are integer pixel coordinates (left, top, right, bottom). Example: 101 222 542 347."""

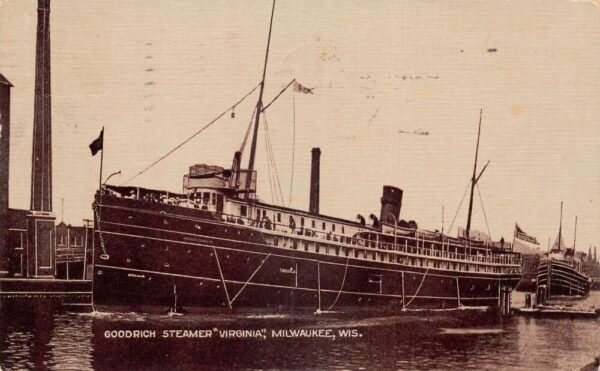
0 0 598 251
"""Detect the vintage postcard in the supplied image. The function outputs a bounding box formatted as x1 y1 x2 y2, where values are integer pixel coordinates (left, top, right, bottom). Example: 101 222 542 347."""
1 0 599 369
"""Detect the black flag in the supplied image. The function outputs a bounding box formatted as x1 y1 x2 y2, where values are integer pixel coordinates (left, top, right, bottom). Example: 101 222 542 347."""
89 128 104 156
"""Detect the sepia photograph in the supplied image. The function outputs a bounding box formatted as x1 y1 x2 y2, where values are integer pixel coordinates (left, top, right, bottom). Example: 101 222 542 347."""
0 0 599 369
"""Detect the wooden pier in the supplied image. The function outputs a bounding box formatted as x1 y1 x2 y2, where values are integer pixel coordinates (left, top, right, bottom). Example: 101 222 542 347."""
0 277 92 310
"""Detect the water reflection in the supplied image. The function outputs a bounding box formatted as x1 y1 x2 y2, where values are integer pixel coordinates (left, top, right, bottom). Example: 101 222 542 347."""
1 292 598 370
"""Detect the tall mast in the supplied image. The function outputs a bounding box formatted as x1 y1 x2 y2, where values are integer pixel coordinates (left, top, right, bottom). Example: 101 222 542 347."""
557 201 563 251
465 109 483 238
245 0 276 194
573 215 577 251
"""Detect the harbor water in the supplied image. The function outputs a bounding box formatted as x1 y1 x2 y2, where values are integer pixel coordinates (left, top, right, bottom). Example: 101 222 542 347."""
1 291 599 370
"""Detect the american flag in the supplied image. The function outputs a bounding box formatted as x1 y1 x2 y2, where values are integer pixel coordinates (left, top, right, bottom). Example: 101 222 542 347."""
514 224 539 245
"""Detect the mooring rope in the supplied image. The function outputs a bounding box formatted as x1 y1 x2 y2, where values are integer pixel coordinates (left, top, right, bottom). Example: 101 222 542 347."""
93 203 109 260
403 267 429 309
326 256 350 311
230 253 271 305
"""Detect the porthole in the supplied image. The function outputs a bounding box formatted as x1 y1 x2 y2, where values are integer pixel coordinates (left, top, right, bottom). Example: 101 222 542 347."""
97 270 103 275
164 262 170 268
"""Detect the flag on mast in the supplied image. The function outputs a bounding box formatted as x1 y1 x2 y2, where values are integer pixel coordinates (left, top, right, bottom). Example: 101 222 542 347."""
89 128 104 156
515 224 539 245
293 81 314 94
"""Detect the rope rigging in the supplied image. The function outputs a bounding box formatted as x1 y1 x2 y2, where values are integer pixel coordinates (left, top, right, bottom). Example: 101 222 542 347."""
263 118 277 205
288 91 296 206
476 183 492 239
121 83 261 185
239 106 257 155
262 112 286 206
448 179 471 235
262 78 296 112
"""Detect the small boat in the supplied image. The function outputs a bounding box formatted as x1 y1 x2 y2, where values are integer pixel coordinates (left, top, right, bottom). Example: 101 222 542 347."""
536 204 591 299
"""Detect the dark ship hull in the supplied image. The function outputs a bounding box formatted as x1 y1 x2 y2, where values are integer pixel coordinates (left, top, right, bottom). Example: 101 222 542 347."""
537 259 590 297
92 194 521 312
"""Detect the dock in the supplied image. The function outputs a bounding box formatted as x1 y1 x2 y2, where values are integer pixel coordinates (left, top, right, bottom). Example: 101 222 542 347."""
0 277 92 310
515 305 600 319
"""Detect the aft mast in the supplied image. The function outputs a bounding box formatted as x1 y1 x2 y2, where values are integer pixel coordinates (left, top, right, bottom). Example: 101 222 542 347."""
465 109 489 239
558 201 563 251
245 0 277 195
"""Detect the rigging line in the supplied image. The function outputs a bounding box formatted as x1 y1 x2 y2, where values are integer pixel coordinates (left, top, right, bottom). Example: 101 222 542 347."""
263 120 276 204
263 113 286 206
288 91 296 206
121 83 261 185
239 106 258 155
262 78 296 112
476 183 491 239
263 115 280 205
448 179 472 235
265 114 283 206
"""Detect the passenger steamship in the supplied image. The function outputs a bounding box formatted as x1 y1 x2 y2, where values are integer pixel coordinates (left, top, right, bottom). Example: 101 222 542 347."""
92 1 522 312
537 204 591 298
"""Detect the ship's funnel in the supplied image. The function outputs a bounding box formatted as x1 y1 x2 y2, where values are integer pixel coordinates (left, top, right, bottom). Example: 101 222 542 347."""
309 147 321 214
380 185 403 225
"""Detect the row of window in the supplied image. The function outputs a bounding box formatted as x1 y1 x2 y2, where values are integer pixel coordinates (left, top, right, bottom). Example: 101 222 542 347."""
58 235 84 247
240 206 347 234
271 236 517 274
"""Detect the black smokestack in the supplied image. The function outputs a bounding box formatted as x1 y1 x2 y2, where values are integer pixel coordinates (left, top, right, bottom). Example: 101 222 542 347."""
309 147 321 214
380 185 403 225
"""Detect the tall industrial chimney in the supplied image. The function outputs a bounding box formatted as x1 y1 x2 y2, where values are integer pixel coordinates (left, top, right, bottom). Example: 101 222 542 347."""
0 73 13 276
30 0 53 212
309 147 321 214
26 0 56 277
